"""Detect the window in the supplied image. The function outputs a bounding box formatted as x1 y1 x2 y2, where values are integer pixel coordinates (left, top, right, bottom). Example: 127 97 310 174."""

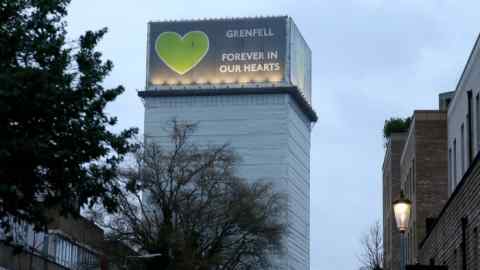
477 94 480 152
453 249 457 270
474 228 479 270
461 124 465 175
411 158 417 200
448 148 452 191
453 139 457 190
458 246 463 270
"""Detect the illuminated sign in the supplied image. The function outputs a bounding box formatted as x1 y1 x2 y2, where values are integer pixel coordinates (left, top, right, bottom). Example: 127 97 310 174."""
146 16 311 104
155 31 210 75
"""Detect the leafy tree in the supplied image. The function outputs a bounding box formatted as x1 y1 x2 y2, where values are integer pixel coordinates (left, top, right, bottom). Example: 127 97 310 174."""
383 117 411 139
0 0 138 232
358 221 383 270
91 121 286 270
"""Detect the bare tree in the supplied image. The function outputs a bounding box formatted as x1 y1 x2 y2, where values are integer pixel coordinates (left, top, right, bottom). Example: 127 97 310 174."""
93 120 286 270
358 221 383 270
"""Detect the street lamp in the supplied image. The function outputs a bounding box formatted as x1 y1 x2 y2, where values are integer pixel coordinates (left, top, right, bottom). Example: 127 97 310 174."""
393 191 412 270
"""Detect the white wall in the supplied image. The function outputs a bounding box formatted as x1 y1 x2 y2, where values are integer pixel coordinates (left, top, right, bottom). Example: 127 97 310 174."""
447 35 480 194
143 93 312 270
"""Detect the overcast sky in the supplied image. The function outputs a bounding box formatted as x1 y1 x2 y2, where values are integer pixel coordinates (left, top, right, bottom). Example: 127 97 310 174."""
65 1 479 269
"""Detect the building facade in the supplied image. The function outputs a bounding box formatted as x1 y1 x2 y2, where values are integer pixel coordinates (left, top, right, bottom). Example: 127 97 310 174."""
0 212 137 270
417 35 480 269
419 153 480 269
141 17 316 270
0 214 105 270
383 133 407 270
399 111 448 265
383 34 480 270
139 87 316 270
447 35 480 193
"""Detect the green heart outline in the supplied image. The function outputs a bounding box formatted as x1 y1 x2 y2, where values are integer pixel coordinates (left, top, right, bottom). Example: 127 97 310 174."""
155 31 210 75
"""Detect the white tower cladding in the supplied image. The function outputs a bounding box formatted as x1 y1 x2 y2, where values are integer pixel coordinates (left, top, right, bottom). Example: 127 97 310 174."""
140 16 316 270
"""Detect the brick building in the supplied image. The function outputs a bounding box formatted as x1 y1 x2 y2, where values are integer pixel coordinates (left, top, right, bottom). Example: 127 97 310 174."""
418 152 480 268
399 111 449 265
383 34 480 270
416 35 480 269
383 133 407 270
383 111 449 270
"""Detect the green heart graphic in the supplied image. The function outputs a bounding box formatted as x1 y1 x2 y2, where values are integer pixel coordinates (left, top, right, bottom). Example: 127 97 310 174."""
155 31 209 75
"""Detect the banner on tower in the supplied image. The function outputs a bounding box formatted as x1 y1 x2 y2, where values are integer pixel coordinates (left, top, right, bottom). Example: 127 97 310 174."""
146 16 312 104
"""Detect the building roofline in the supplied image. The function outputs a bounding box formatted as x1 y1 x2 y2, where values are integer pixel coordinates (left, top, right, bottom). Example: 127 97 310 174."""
454 33 480 92
399 110 446 165
439 91 455 98
138 86 318 122
412 110 447 120
147 15 289 24
413 109 445 113
448 33 480 117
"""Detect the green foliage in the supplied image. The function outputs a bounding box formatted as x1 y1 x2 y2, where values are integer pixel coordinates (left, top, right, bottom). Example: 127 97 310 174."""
383 117 411 139
0 0 138 230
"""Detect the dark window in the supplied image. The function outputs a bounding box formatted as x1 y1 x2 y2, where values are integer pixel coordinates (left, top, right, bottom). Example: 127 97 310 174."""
477 94 480 152
458 246 463 270
453 139 457 190
412 158 415 201
449 148 452 191
453 249 457 270
461 123 465 175
474 227 479 270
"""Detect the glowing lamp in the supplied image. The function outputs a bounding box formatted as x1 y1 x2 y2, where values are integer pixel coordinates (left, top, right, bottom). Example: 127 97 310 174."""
393 191 412 233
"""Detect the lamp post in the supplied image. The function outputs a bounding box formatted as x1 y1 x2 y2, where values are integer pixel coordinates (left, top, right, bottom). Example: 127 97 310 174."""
393 191 412 270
